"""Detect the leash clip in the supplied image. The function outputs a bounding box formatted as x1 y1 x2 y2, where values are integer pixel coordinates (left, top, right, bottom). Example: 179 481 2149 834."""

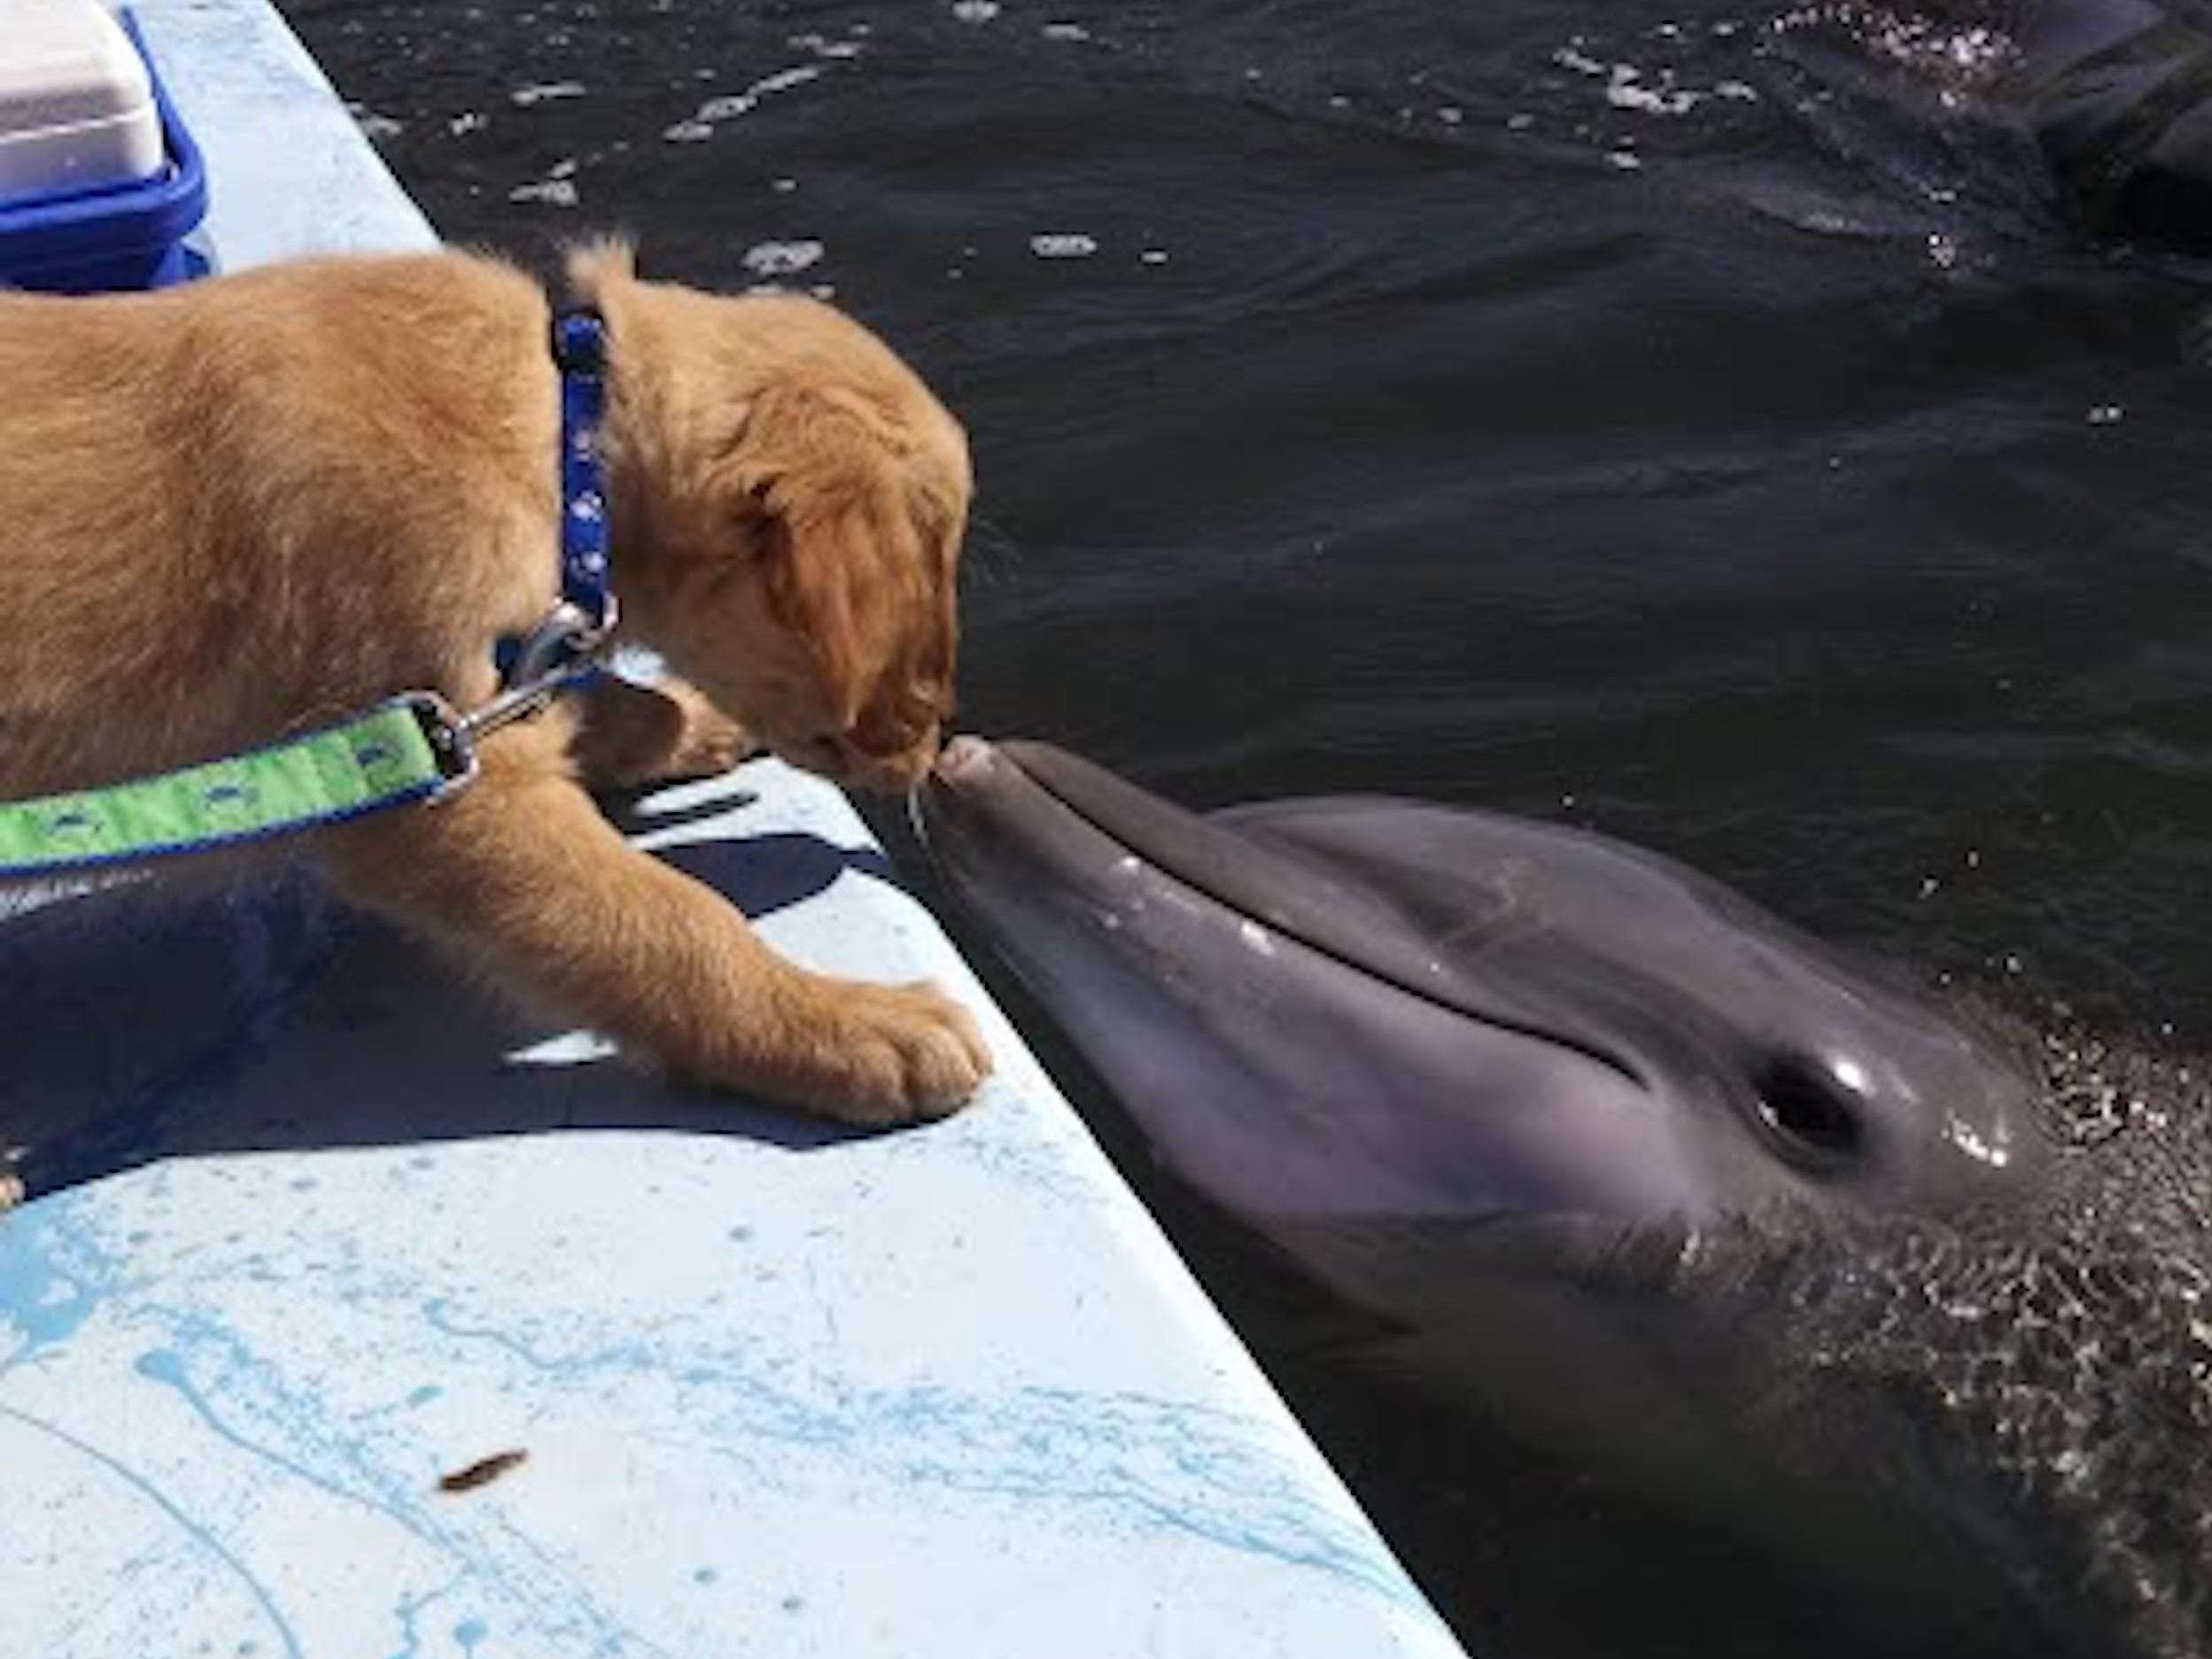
403 597 619 797
501 596 616 692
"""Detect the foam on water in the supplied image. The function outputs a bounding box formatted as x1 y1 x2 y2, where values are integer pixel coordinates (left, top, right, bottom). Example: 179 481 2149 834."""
742 239 827 276
663 58 840 143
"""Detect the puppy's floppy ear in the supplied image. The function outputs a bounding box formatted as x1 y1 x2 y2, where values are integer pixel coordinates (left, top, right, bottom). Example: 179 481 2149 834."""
729 382 943 731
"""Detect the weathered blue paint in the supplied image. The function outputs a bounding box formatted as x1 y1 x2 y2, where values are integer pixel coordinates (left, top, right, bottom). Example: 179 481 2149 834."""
1 5 1465 1655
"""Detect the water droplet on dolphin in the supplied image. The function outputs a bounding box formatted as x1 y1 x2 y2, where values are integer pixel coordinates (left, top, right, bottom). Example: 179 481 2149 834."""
1947 1115 2012 1168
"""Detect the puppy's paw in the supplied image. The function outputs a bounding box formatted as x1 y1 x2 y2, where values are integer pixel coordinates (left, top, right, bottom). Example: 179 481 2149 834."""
769 978 992 1126
0 1169 24 1216
656 681 756 782
573 676 758 791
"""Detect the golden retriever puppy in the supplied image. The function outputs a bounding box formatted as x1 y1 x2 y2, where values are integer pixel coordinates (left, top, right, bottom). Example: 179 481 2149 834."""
0 240 990 1125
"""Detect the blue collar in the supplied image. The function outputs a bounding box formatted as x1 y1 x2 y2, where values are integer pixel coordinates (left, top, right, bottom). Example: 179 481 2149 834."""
495 306 617 689
550 307 613 631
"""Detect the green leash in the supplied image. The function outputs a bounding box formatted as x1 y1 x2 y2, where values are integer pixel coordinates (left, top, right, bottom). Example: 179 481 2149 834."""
0 694 466 879
0 628 618 880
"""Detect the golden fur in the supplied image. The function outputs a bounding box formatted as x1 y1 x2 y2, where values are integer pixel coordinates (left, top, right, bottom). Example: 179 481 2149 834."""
0 242 990 1124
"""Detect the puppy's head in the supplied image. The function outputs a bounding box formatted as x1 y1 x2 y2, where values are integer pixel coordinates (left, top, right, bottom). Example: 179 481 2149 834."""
576 241 969 793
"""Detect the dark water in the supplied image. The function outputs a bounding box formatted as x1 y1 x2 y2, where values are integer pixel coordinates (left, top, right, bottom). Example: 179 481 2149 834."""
289 0 2212 1646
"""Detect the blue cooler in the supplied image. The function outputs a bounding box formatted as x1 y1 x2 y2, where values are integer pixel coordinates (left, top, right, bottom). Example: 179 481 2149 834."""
0 2 208 292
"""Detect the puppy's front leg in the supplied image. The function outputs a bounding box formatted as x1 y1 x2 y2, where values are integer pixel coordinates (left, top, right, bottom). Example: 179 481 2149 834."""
570 674 756 792
321 725 990 1124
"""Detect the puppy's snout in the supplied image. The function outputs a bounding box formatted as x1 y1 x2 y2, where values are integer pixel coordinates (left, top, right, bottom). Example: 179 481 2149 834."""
775 690 951 793
849 694 947 761
805 721 940 794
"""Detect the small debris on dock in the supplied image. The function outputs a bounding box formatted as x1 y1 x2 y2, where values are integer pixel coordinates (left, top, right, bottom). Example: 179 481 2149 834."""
439 1449 529 1493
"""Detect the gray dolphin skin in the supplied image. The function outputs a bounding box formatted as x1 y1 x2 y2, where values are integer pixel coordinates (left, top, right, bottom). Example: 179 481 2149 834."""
919 737 2212 1659
1992 0 2212 241
920 738 2042 1230
1791 0 2212 244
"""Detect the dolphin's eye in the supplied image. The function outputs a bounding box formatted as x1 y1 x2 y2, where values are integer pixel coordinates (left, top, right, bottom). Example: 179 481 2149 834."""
1751 1054 1865 1167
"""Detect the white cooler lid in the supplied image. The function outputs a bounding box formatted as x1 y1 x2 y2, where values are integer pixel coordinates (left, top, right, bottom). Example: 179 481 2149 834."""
0 0 162 203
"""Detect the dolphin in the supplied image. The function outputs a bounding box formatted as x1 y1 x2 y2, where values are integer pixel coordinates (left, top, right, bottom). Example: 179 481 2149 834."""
917 737 2211 1659
1857 0 2212 244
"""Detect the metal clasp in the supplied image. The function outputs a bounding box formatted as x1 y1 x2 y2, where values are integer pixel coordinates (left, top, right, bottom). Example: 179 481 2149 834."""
503 598 615 691
400 598 619 802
